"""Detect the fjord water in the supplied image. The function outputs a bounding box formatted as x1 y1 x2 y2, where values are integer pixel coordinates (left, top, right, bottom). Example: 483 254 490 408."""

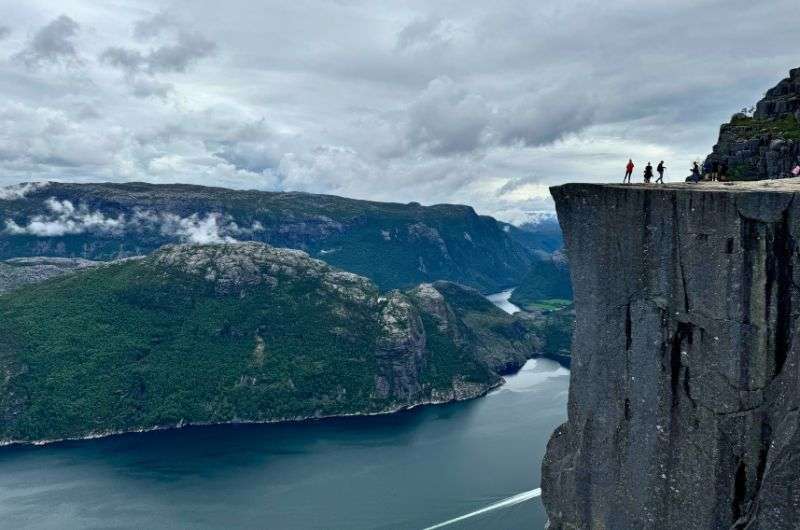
0 293 568 530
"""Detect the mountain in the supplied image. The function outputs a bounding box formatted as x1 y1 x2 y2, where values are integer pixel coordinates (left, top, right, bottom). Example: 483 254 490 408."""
0 182 541 293
543 182 800 529
0 256 100 294
506 214 564 253
0 243 543 445
509 250 572 311
706 67 800 180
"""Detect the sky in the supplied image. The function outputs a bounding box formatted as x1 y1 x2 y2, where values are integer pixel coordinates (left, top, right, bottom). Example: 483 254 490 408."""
0 0 798 224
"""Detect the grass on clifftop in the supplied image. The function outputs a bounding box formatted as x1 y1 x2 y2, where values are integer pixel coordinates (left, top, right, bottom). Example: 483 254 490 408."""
728 114 800 141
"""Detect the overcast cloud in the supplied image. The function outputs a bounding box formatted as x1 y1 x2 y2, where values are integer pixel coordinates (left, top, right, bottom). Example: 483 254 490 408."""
0 0 798 223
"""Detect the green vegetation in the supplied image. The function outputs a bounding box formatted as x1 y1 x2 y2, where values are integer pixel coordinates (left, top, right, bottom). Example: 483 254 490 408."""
0 182 543 293
729 114 800 140
509 255 572 312
525 299 572 311
0 244 541 444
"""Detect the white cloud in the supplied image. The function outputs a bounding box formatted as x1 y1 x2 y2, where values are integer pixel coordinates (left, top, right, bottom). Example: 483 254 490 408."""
5 197 264 243
0 0 799 221
0 182 48 200
5 198 125 236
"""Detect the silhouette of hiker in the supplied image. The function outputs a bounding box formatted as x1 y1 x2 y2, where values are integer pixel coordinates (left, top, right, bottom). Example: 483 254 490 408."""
656 161 666 184
644 162 653 184
624 159 634 183
687 162 701 183
711 160 720 181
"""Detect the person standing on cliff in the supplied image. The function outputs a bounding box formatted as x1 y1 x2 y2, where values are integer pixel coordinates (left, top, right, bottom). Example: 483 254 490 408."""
643 162 653 183
656 161 666 184
624 159 634 183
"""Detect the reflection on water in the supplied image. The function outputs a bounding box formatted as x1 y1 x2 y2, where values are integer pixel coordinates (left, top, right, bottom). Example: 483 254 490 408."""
485 288 522 314
491 359 571 395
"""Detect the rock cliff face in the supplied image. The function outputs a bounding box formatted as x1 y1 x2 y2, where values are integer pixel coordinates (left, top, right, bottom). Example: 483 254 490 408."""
0 257 100 293
543 182 800 529
706 67 800 180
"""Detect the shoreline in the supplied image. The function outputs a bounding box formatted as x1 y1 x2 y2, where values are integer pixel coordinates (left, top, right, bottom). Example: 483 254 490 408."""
0 378 505 449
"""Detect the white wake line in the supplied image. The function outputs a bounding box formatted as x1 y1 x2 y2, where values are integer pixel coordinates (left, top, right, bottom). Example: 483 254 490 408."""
422 488 541 530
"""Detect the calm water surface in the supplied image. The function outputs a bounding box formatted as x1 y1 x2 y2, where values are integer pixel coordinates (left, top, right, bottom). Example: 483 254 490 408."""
484 289 522 315
0 292 568 530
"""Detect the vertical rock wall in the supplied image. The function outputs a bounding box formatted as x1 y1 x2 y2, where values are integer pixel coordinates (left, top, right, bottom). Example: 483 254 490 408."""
542 183 800 529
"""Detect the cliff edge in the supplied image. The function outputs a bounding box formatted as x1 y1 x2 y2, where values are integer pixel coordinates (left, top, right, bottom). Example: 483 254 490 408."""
542 181 800 529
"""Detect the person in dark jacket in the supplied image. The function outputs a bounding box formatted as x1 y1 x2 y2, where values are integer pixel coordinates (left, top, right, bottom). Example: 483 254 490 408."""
656 161 666 184
703 159 712 180
624 159 635 183
710 160 720 181
644 162 654 183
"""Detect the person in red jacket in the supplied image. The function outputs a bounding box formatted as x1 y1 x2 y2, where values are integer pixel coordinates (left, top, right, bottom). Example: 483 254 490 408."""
624 159 635 183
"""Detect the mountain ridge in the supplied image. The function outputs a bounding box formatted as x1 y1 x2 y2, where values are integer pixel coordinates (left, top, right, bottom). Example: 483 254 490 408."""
0 242 546 445
0 181 542 293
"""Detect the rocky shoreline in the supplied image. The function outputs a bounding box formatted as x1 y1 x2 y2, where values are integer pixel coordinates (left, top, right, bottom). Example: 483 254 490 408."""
0 378 503 449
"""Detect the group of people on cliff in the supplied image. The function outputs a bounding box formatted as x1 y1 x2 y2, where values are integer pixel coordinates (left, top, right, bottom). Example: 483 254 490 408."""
623 160 666 184
622 159 733 184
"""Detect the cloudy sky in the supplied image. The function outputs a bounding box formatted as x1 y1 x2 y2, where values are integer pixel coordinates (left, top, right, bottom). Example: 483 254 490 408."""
0 0 798 223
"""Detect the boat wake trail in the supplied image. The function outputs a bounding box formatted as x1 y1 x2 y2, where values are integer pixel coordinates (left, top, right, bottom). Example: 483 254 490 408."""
422 488 541 529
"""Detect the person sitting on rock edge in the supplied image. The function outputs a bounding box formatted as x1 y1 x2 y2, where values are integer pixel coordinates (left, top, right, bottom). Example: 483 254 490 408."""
624 159 634 184
686 161 701 183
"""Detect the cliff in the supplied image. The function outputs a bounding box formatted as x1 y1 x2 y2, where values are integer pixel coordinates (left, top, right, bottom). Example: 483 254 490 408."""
706 67 800 180
542 181 800 529
0 243 541 445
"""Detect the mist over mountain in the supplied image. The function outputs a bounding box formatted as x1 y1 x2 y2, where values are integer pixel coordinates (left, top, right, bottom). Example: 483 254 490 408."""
0 181 548 293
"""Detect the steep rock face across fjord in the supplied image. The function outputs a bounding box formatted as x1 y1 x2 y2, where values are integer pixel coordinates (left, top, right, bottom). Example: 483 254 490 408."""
0 182 538 292
542 182 800 529
0 243 542 445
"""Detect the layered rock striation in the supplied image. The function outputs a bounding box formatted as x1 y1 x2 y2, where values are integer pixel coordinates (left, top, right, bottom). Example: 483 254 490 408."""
543 181 800 529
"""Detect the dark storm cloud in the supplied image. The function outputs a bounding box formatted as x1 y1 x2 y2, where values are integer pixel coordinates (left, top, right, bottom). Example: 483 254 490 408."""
14 15 82 68
145 31 216 73
100 47 144 73
100 15 215 98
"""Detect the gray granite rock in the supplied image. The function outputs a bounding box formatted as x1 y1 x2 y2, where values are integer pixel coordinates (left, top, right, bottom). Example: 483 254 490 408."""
543 182 800 529
706 68 800 181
